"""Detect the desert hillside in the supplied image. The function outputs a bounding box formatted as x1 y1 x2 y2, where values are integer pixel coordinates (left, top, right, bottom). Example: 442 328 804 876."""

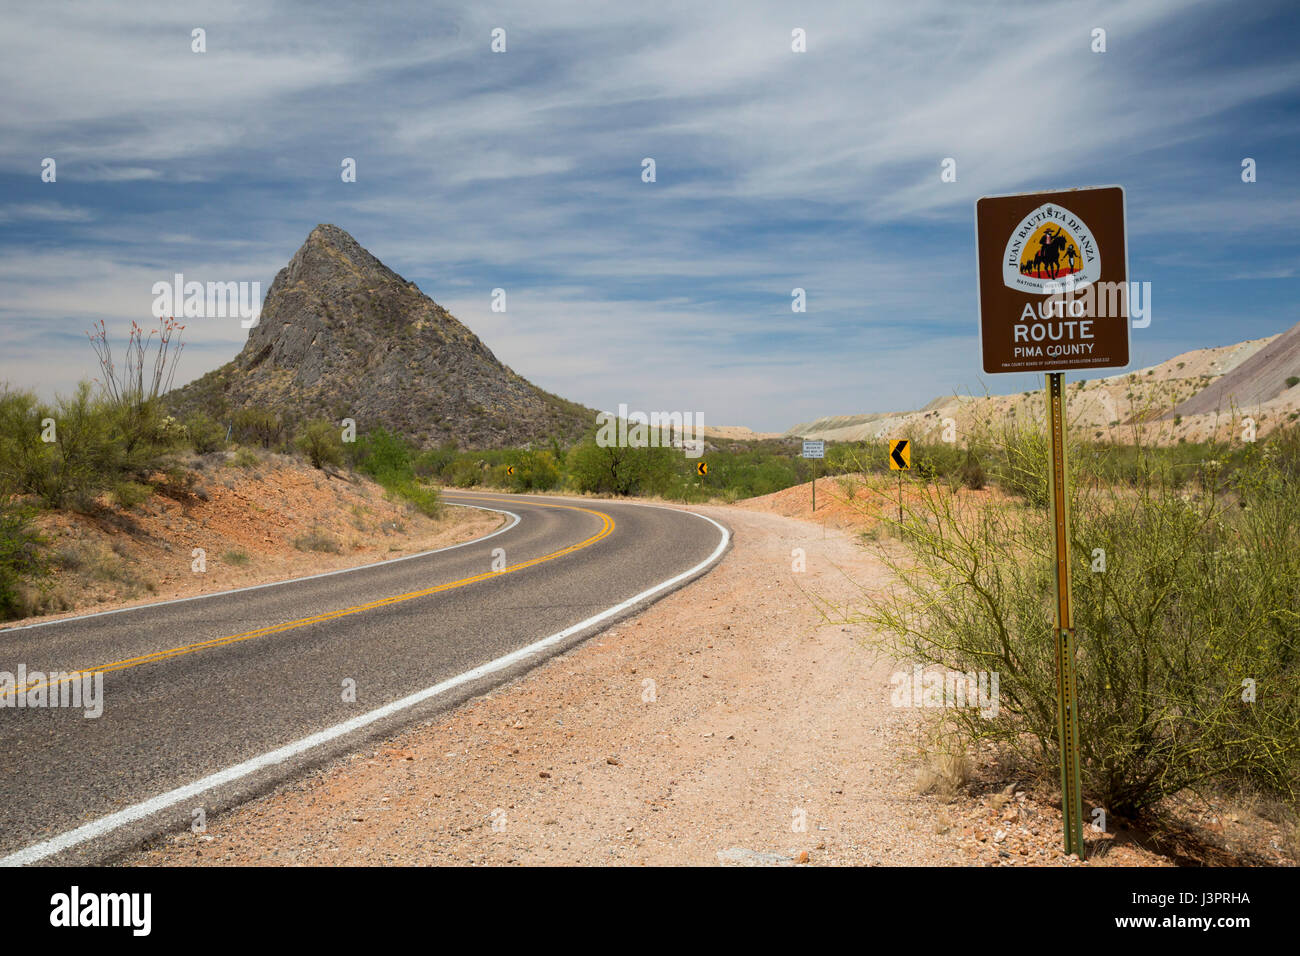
786 325 1300 445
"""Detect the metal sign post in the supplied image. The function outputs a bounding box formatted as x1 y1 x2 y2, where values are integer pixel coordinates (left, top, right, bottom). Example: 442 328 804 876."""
888 439 910 521
1047 371 1085 856
802 440 825 512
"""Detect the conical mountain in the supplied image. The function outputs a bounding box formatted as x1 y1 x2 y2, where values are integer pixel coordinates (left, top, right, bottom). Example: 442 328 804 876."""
168 224 592 448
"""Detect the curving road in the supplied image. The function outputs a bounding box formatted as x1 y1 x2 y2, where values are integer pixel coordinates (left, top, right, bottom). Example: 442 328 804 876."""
0 491 729 866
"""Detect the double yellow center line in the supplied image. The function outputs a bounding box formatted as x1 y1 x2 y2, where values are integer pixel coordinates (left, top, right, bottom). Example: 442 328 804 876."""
3 496 613 699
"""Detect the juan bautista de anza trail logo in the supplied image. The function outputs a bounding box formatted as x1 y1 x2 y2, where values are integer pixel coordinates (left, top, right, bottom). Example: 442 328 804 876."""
1002 203 1100 292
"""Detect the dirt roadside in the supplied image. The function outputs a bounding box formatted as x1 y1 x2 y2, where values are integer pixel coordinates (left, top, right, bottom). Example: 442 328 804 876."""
123 502 1168 867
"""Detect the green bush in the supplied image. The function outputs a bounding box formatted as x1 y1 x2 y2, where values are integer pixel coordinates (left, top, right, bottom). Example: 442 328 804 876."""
355 428 414 485
858 423 1300 815
0 497 47 620
911 441 965 483
387 480 442 518
185 412 226 453
414 445 458 479
0 384 122 510
447 458 483 488
506 450 561 491
0 387 55 500
990 424 1050 507
0 382 181 510
231 448 261 469
958 448 986 490
232 408 282 449
567 441 675 496
824 442 866 475
295 420 344 470
112 481 153 510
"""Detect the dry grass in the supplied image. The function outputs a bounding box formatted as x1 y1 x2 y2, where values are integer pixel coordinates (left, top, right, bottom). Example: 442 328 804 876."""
916 733 972 800
292 529 342 554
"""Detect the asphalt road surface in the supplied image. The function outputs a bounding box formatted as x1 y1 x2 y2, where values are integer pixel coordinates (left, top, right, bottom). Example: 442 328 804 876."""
0 491 729 865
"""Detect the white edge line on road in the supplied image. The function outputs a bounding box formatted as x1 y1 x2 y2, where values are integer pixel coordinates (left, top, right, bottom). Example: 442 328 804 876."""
0 507 729 866
0 503 520 633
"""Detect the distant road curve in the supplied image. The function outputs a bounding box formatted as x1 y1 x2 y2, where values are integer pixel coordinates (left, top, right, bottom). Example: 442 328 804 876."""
0 491 730 865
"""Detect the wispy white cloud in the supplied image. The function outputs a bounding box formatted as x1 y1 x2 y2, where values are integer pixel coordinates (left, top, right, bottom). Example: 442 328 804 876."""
0 0 1296 430
0 202 95 223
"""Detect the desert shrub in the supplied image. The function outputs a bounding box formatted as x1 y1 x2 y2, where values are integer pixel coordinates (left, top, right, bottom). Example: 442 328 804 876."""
2 325 182 511
230 448 261 469
959 448 986 490
232 407 282 449
0 497 47 620
0 387 55 499
566 441 675 496
295 420 344 470
413 445 458 479
911 441 964 483
112 481 153 509
679 451 800 500
857 423 1300 815
506 450 561 492
447 458 483 488
355 428 414 485
185 412 226 453
990 424 1049 507
153 464 196 498
86 318 184 463
824 442 865 476
293 530 341 553
0 383 123 509
1287 376 1299 389
347 428 440 516
386 480 441 518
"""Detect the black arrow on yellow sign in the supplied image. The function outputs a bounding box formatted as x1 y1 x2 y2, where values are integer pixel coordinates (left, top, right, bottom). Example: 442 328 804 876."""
889 439 911 471
507 465 515 476
696 461 708 477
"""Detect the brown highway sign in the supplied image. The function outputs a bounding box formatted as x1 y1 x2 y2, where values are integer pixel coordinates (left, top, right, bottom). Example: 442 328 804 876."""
975 185 1129 374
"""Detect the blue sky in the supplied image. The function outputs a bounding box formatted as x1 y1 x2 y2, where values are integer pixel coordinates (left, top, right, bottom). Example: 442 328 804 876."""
0 0 1296 432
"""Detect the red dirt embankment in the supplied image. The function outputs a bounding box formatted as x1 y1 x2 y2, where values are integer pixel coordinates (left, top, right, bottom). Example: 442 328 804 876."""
4 450 499 629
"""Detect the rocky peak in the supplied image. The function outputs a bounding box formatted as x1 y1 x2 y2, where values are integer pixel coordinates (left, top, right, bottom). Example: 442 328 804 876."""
286 223 407 289
168 225 591 449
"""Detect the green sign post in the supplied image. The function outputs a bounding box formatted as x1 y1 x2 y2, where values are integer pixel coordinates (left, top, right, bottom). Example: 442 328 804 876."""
1046 372 1085 856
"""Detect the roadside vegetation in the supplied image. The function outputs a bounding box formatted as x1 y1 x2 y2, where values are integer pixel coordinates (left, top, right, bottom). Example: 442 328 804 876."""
845 417 1300 832
0 319 449 621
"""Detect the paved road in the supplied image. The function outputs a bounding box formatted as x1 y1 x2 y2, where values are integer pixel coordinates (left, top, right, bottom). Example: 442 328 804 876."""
0 491 729 865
